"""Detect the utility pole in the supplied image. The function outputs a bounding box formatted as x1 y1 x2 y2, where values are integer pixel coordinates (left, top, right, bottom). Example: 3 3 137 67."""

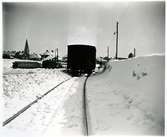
115 22 119 59
134 48 136 57
107 46 109 58
57 48 59 61
55 49 57 58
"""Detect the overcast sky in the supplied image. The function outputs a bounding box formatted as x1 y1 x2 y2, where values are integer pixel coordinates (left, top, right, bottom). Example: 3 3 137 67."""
3 2 165 57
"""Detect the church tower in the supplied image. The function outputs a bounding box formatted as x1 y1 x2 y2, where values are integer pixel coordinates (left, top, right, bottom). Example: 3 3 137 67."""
23 39 30 59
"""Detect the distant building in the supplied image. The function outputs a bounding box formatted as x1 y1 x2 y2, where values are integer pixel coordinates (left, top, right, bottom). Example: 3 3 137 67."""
41 50 50 60
23 39 30 59
3 50 16 59
29 53 41 60
128 52 134 58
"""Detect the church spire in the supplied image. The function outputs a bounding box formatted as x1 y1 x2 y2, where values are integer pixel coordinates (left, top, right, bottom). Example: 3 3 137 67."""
23 39 30 59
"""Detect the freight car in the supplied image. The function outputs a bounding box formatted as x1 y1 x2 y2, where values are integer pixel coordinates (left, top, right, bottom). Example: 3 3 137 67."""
12 61 42 68
67 44 96 76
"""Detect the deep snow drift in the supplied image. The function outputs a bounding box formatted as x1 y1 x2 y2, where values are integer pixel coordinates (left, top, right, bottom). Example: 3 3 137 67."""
87 55 165 135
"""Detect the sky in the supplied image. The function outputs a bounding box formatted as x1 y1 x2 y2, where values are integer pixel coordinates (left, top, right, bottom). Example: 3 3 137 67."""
3 2 165 57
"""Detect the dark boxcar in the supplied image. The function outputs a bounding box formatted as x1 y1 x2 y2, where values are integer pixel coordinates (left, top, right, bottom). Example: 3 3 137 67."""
13 61 42 68
67 44 96 75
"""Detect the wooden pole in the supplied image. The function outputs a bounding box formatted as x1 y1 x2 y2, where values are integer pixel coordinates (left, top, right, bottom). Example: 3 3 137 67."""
115 22 119 59
57 48 59 61
107 46 109 58
55 49 57 58
134 48 136 57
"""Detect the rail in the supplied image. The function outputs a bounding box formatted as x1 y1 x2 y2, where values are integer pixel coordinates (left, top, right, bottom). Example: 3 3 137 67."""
83 76 89 136
3 78 72 126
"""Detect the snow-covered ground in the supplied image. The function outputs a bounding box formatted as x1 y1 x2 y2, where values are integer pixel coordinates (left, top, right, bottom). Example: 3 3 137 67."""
2 55 165 136
2 59 86 137
2 77 86 137
3 59 71 120
87 54 165 135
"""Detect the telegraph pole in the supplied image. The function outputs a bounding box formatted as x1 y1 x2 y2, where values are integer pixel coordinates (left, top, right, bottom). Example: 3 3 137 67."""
107 46 109 58
115 22 119 59
55 49 57 58
57 48 59 61
134 48 136 57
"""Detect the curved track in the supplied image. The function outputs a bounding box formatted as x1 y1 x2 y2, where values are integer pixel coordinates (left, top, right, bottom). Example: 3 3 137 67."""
3 74 91 136
83 76 89 136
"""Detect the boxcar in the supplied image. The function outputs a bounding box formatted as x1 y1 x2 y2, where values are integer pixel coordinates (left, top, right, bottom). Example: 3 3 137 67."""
67 44 96 75
13 61 42 68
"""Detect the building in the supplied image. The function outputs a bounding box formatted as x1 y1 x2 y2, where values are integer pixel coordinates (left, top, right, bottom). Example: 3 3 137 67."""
23 39 30 59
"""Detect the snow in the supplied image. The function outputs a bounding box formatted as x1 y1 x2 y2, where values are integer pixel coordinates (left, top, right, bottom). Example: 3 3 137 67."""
2 59 86 137
43 77 86 136
2 77 85 137
87 55 165 135
3 59 71 120
2 55 165 136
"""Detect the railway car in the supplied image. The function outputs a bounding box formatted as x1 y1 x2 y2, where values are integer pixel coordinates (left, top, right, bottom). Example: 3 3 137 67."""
12 61 42 68
67 44 96 76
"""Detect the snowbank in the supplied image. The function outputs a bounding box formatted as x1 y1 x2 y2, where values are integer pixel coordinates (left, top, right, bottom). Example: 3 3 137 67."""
87 55 165 135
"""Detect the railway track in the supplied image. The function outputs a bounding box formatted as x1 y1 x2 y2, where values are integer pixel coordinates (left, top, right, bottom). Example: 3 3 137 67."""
3 78 72 126
3 75 90 136
83 76 89 136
